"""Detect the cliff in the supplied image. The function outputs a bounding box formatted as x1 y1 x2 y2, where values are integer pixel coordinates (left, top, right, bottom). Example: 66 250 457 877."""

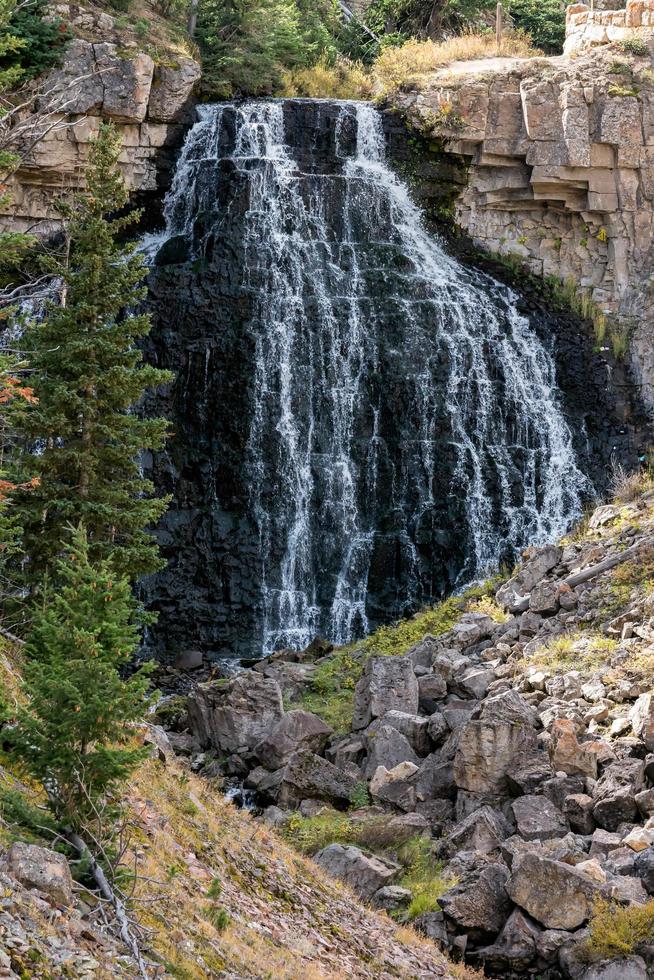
388 4 654 413
0 2 200 237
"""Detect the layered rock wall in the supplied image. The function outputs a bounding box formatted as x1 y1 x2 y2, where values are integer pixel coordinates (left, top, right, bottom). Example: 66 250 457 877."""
393 44 654 411
1 4 200 236
565 0 654 54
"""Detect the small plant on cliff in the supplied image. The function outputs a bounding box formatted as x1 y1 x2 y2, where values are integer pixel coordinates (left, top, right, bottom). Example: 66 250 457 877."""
0 525 154 831
619 37 649 57
13 122 173 585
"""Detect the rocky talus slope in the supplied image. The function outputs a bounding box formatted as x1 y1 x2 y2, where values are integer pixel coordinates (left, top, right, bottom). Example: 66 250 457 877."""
174 480 654 978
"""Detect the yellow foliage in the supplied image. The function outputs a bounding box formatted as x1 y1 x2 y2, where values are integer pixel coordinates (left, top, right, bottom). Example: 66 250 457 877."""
281 56 373 100
587 898 654 958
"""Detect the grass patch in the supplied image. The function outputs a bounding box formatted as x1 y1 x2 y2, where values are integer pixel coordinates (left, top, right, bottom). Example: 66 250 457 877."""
618 37 649 57
610 463 654 504
281 810 361 855
294 578 503 733
372 32 541 94
399 836 454 921
586 897 654 958
525 631 618 673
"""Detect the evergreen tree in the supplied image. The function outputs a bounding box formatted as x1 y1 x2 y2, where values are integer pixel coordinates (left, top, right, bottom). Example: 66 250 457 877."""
1 525 153 830
16 122 172 582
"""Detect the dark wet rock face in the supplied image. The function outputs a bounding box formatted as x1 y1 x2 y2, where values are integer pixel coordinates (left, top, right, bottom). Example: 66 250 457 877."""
142 99 645 662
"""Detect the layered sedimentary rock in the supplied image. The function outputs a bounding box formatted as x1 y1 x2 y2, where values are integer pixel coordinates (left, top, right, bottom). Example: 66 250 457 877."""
391 24 654 409
0 4 200 236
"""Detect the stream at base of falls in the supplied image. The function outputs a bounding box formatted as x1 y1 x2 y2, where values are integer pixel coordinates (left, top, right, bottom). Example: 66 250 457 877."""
141 98 640 662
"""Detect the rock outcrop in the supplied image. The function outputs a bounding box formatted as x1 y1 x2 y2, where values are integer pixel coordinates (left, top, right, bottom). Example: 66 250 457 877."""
390 6 654 412
1 4 200 236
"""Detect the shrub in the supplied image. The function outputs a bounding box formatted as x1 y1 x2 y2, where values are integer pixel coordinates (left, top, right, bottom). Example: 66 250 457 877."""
399 836 454 920
609 462 654 504
281 810 360 854
281 54 373 98
0 0 71 81
508 0 566 55
586 898 654 958
619 36 649 57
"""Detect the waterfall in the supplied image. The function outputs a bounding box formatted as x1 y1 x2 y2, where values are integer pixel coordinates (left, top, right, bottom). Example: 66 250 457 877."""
145 99 592 658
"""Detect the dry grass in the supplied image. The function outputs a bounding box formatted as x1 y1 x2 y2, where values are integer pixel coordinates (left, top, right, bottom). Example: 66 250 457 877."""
586 897 654 958
281 56 374 100
524 631 618 674
610 462 654 503
372 32 541 93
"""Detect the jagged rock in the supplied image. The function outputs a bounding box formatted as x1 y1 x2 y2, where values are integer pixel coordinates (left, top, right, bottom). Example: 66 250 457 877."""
413 910 448 945
313 844 401 900
629 692 654 750
592 759 645 831
417 673 448 713
415 798 455 832
371 885 413 911
548 718 599 778
507 852 605 929
387 811 431 840
406 635 440 669
174 648 204 669
442 805 509 857
474 908 542 971
4 843 72 907
636 788 654 817
529 581 561 614
352 656 418 730
274 750 358 808
148 58 201 122
543 773 587 810
589 829 623 859
369 762 418 811
453 666 496 700
506 756 553 796
255 710 332 770
426 711 449 745
363 722 420 778
382 710 431 754
440 863 511 933
511 795 569 841
580 957 648 980
453 699 539 793
450 614 495 650
563 793 596 834
411 754 456 801
502 833 588 869
441 700 477 731
188 674 284 753
496 545 561 612
143 723 175 762
95 43 154 123
634 846 654 894
325 734 366 771
623 825 654 852
536 928 570 965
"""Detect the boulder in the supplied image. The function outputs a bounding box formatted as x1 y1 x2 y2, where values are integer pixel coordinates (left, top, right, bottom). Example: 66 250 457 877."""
592 759 645 831
417 673 447 713
148 58 201 123
507 852 605 929
506 756 553 796
634 846 654 894
325 734 365 771
5 842 72 907
369 762 418 811
95 43 154 123
188 674 284 753
382 710 431 754
450 613 495 649
275 750 358 808
529 581 561 614
543 773 587 810
479 689 539 727
454 666 496 700
441 700 477 731
352 655 418 730
427 711 449 745
629 693 654 750
440 863 511 934
363 722 419 778
580 957 648 980
313 844 401 900
563 794 596 834
371 885 413 912
255 710 332 770
143 723 175 762
548 719 599 778
475 908 542 972
511 795 569 841
454 714 538 794
411 753 456 801
442 805 509 857
496 545 561 612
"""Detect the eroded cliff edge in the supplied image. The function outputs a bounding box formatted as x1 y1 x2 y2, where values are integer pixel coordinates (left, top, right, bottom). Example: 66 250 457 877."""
388 8 654 412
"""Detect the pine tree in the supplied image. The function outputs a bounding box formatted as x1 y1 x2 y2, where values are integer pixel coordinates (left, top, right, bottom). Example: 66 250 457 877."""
16 122 172 582
1 525 154 829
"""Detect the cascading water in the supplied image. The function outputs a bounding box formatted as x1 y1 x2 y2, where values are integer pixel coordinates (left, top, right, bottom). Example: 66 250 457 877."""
143 99 628 661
